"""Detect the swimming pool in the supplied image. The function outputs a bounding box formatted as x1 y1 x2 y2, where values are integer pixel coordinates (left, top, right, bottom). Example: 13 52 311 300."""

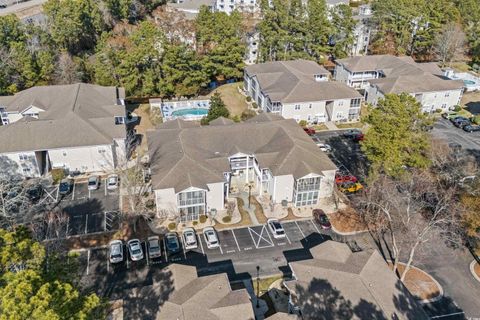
171 108 209 117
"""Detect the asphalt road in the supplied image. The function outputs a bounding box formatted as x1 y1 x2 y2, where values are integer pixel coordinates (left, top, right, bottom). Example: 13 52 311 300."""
432 118 480 152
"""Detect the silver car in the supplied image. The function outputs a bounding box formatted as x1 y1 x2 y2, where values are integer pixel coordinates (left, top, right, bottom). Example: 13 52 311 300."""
109 240 124 264
203 227 219 249
182 228 198 250
267 218 286 239
87 176 100 190
127 239 144 261
147 236 162 259
106 174 118 190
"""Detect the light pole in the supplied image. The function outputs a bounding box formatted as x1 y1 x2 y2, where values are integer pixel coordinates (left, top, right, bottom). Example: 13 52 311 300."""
256 265 260 308
248 184 253 209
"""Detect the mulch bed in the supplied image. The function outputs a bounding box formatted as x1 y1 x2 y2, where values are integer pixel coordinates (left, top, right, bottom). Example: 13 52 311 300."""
250 195 267 224
388 263 441 301
280 208 297 221
474 262 480 278
215 198 253 230
329 207 368 233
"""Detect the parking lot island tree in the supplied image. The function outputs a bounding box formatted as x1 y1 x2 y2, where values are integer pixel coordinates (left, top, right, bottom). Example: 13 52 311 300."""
0 227 103 319
361 93 431 178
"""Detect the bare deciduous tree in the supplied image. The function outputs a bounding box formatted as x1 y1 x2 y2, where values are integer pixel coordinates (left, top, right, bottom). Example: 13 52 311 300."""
434 22 466 67
356 170 463 281
53 52 84 85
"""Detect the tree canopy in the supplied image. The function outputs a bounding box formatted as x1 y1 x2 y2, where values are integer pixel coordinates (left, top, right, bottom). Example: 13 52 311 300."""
258 0 355 62
0 227 102 319
201 92 230 124
361 93 431 177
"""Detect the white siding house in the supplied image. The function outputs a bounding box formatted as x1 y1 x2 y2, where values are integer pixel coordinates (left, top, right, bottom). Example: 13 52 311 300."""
148 114 337 222
244 60 363 124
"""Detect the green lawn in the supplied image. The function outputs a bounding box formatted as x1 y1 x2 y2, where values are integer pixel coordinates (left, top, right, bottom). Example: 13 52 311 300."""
336 122 364 129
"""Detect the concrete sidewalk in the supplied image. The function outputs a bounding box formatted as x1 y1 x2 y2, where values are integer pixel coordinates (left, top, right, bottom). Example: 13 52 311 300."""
325 121 339 130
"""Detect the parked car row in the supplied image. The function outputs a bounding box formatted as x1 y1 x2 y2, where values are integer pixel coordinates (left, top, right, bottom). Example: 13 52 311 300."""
343 129 364 142
443 112 480 133
58 174 119 196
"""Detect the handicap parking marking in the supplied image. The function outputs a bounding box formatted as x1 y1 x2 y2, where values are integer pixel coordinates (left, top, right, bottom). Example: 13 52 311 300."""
248 225 274 249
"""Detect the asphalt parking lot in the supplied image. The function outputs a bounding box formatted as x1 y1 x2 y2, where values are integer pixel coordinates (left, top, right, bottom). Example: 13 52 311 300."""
432 118 480 154
78 219 340 297
41 179 121 239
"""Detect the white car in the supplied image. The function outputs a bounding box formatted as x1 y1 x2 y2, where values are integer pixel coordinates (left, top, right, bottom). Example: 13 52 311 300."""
203 227 219 249
106 174 119 190
182 228 198 250
87 176 100 190
108 240 124 264
267 219 286 239
316 143 332 152
127 239 144 261
147 236 162 259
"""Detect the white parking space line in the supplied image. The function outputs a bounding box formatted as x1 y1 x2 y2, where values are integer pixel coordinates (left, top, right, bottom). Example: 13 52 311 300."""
103 212 107 232
72 182 76 201
430 312 465 319
104 179 107 196
310 219 322 234
107 258 110 273
198 234 205 255
66 217 70 236
265 225 274 245
84 214 88 234
86 250 90 275
295 221 306 239
55 185 59 201
88 188 91 199
126 253 130 269
249 226 274 249
163 238 168 262
231 230 241 251
218 243 223 255
284 230 292 244
181 236 187 259
145 242 149 266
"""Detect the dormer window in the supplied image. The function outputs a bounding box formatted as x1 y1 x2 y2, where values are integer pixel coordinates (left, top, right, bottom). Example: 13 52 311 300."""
115 116 125 125
314 74 327 82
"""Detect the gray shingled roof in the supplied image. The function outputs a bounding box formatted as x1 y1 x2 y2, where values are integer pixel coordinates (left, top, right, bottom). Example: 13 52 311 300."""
336 55 442 76
245 60 360 103
286 241 428 320
370 74 464 94
147 114 337 192
0 83 126 153
167 0 215 11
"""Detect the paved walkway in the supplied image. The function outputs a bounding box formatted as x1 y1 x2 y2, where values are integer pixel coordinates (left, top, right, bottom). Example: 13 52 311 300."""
325 121 339 130
238 192 260 225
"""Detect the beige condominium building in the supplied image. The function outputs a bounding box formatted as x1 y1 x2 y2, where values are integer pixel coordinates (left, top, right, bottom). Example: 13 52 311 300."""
147 113 337 222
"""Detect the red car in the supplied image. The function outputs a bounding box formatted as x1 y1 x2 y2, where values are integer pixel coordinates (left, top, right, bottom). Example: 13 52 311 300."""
335 174 358 184
303 127 316 135
313 209 332 230
352 133 364 142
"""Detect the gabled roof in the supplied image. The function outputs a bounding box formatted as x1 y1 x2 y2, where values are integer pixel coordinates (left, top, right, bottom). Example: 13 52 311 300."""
370 74 464 94
147 114 337 192
125 264 254 320
336 55 442 76
209 116 235 126
0 83 126 153
286 241 428 320
245 60 361 103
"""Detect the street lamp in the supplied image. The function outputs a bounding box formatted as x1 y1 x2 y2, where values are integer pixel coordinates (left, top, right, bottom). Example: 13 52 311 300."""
246 182 253 209
256 265 260 308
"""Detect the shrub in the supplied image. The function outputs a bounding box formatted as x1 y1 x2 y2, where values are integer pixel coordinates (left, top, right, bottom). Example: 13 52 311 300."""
435 108 443 113
222 216 232 223
145 199 155 210
241 109 256 121
473 115 480 125
453 105 462 112
246 96 252 102
51 168 65 184
252 102 258 108
231 115 241 122
199 215 208 223
299 120 308 127
192 221 198 226
167 222 176 231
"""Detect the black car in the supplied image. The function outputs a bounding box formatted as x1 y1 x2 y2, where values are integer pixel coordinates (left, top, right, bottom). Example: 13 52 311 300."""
450 116 469 124
452 118 471 128
165 233 181 254
26 184 43 202
463 124 480 132
58 179 72 195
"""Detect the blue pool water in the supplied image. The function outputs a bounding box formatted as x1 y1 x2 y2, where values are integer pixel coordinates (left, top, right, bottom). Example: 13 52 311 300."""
171 108 209 117
464 80 476 86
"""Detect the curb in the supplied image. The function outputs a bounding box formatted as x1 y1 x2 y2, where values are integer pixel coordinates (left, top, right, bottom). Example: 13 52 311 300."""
469 260 480 283
331 225 369 236
388 261 444 304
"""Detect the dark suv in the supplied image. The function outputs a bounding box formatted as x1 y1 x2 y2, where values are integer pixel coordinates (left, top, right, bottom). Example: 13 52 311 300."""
463 124 480 132
451 117 471 128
